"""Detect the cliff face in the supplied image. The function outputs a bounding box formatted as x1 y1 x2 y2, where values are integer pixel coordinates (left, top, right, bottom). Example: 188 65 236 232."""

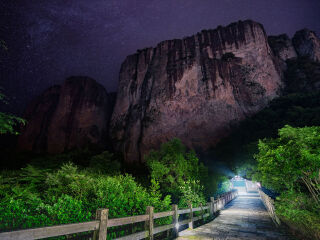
267 30 320 93
18 76 112 153
110 20 283 163
17 86 61 152
17 20 320 161
293 29 320 62
268 34 297 62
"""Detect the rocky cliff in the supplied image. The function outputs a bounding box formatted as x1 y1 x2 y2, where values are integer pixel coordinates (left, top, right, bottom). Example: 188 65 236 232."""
268 34 297 62
110 20 283 163
292 29 320 62
268 34 297 71
18 76 112 153
17 20 320 162
268 30 320 93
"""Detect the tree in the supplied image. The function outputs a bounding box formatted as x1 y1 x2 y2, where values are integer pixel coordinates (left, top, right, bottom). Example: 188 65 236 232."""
254 125 320 203
0 89 25 135
145 138 207 202
1 41 25 135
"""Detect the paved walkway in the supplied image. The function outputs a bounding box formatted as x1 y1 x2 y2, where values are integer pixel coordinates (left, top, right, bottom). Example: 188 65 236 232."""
176 192 295 240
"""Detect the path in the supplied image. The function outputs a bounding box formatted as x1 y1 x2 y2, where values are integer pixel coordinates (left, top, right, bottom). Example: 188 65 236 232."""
176 192 295 240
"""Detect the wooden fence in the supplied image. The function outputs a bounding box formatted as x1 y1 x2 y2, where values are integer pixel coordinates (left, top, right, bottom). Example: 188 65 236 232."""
258 189 281 226
0 190 238 240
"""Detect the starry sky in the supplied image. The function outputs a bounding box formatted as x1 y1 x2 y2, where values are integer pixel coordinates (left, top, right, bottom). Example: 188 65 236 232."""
1 0 320 113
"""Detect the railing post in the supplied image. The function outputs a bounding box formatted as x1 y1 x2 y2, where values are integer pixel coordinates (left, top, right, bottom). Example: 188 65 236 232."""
93 208 108 240
188 203 193 229
217 197 220 210
146 206 154 240
172 204 179 237
210 197 214 216
200 203 204 222
207 202 211 219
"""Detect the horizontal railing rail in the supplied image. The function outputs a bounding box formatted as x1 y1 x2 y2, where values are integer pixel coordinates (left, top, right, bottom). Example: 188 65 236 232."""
0 190 238 240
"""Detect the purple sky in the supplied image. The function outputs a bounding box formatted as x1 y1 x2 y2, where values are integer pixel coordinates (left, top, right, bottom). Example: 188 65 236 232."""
1 0 320 113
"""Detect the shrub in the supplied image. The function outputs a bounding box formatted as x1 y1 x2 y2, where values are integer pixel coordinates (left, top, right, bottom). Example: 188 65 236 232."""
178 180 206 208
89 151 121 175
254 125 320 203
0 162 172 232
146 138 208 203
275 190 320 239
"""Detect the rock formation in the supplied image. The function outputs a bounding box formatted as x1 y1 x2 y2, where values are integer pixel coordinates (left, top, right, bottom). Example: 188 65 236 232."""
268 34 297 62
18 76 112 153
17 20 320 162
268 30 320 93
110 20 283 163
293 29 320 62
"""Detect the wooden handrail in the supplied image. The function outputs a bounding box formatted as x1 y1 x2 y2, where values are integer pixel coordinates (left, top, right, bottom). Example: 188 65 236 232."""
0 190 238 240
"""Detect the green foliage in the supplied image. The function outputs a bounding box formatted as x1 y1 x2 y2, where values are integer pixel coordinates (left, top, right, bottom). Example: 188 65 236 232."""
0 112 26 135
275 190 320 239
252 125 320 239
146 138 208 204
215 176 232 196
0 162 171 232
178 180 206 208
46 163 96 200
27 148 98 169
254 125 320 198
0 88 26 135
89 151 121 175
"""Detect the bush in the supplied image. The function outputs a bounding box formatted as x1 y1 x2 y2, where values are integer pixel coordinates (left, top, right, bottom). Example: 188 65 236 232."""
252 125 320 239
276 190 320 239
215 176 232 196
254 125 320 200
178 180 206 208
146 138 208 204
89 151 121 175
0 162 171 232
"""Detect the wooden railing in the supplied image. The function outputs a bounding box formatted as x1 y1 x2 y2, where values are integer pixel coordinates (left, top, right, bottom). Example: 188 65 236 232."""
0 190 238 240
258 189 281 226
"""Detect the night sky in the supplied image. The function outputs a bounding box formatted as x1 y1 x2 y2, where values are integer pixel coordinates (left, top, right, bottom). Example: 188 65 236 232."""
1 0 320 113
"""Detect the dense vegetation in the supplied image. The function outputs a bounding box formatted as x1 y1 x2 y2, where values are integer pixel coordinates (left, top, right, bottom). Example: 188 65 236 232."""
0 90 25 135
0 139 231 239
146 138 208 207
253 125 320 238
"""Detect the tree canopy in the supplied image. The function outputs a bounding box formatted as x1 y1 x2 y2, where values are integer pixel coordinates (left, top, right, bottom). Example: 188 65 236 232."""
145 138 208 205
254 125 320 202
